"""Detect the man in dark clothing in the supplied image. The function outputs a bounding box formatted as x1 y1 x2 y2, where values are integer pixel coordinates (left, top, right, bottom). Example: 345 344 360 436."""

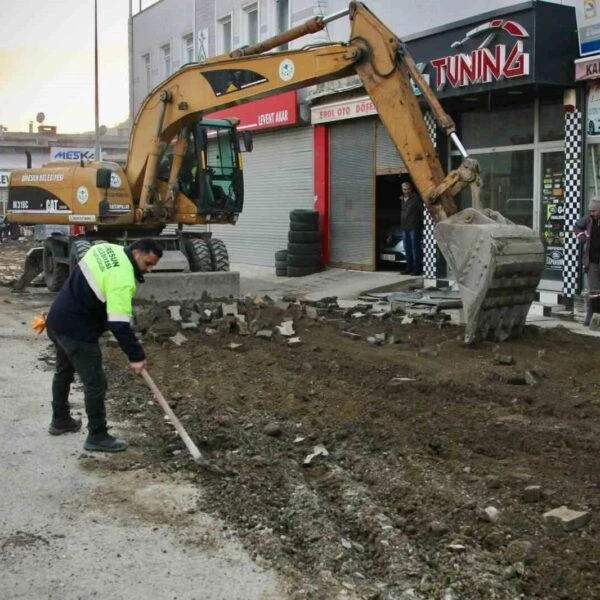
574 198 600 326
400 181 424 275
46 238 162 452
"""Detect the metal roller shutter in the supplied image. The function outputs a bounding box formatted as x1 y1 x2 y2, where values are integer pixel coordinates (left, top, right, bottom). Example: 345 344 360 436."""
329 119 375 270
210 126 313 266
376 121 406 174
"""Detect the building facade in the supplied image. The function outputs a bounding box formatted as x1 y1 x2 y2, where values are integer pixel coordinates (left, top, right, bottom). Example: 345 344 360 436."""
130 0 586 301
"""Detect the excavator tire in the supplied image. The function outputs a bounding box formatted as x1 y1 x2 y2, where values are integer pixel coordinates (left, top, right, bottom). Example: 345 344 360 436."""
43 238 69 292
208 238 230 271
70 239 92 271
185 238 212 272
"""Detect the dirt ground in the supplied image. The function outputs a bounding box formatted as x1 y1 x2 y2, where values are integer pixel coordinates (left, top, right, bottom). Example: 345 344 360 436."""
2 239 599 599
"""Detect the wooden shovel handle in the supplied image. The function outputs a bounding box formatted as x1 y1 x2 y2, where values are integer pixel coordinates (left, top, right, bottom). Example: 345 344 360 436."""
141 368 203 462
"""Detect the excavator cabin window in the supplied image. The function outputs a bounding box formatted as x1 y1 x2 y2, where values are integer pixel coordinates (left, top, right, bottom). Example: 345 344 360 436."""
157 121 244 216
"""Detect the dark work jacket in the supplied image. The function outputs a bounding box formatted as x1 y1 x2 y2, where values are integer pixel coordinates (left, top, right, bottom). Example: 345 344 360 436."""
400 192 424 231
46 248 145 361
574 215 600 269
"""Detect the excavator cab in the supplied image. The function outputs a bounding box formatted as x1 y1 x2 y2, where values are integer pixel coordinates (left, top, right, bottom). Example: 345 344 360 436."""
157 119 245 219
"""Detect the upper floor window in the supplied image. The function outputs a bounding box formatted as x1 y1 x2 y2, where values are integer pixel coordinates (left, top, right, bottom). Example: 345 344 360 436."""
142 53 151 93
161 43 171 78
220 16 232 54
276 0 289 50
245 4 258 46
183 33 194 64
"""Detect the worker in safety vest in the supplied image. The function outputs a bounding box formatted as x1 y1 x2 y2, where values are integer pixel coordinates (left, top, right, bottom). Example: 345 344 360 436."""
44 238 162 452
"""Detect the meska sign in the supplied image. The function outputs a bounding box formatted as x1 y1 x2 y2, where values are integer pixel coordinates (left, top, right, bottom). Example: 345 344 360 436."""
430 19 530 91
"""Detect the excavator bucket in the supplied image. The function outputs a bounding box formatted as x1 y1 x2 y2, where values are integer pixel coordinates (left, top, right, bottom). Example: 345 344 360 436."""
435 208 545 344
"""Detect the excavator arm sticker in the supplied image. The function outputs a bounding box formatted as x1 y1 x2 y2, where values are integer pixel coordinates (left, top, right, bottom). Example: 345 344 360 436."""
201 69 267 97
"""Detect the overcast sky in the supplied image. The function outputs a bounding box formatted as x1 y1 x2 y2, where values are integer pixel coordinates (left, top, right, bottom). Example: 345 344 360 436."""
0 0 158 133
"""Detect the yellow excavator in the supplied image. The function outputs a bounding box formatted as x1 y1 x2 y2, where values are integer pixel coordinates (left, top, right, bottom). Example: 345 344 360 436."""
7 1 544 343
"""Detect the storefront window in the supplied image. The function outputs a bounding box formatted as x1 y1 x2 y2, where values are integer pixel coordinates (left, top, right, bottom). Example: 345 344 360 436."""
586 83 600 205
460 102 534 148
539 97 564 142
452 150 534 227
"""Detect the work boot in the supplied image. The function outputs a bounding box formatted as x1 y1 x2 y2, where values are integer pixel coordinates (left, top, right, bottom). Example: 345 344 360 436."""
48 416 82 436
84 432 128 453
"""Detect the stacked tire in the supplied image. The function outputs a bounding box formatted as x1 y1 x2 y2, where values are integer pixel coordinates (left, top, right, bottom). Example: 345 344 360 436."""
275 249 288 277
287 209 322 277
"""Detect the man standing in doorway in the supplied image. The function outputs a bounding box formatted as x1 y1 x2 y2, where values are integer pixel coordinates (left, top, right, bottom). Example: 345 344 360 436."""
400 181 424 275
574 197 600 326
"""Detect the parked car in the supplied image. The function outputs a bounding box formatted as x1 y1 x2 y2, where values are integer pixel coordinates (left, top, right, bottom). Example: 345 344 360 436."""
379 225 406 267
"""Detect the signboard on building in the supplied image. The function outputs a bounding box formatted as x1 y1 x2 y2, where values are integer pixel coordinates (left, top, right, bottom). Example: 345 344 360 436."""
406 2 576 99
575 0 600 55
0 170 9 187
207 91 299 131
50 147 96 162
311 96 377 125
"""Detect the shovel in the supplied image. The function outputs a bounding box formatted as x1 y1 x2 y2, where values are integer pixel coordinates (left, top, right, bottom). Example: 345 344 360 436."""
141 368 227 475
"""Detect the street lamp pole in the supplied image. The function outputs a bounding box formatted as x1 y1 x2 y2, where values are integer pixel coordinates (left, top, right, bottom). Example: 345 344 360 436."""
94 0 101 162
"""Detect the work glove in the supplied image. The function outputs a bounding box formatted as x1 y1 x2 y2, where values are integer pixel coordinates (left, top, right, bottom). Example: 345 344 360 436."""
32 312 47 335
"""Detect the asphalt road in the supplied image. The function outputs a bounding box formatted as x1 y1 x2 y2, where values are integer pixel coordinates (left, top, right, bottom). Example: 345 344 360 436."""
0 284 287 600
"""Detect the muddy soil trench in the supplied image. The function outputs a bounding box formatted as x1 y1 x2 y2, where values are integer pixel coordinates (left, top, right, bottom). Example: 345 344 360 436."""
2 240 598 599
101 297 599 600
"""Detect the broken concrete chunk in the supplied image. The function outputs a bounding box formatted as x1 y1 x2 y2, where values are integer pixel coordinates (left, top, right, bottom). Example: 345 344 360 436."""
237 321 250 336
590 313 600 331
221 302 238 316
351 312 367 319
543 506 591 532
204 327 218 336
168 305 182 321
276 320 295 337
483 506 500 523
188 311 201 325
226 342 243 351
494 353 515 365
387 377 417 386
256 329 273 340
523 485 542 503
342 331 361 341
305 306 319 320
170 332 187 346
524 371 538 386
303 444 329 465
204 309 213 320
263 422 282 437
288 337 302 347
402 315 414 325
181 322 198 330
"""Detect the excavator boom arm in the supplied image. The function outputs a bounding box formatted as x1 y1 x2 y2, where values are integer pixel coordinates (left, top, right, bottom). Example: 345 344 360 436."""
126 1 465 221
